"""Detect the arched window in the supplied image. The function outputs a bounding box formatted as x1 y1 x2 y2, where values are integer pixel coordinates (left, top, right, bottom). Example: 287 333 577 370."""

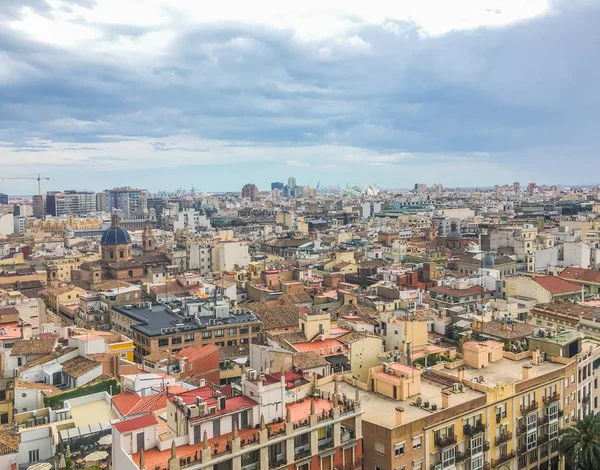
119 250 125 259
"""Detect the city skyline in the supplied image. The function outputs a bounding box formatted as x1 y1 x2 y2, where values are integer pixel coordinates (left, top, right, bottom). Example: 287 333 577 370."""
1 0 599 192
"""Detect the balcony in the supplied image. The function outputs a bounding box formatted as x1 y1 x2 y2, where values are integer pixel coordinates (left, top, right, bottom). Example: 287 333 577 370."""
582 394 591 405
318 438 333 452
516 425 526 436
435 435 457 449
455 451 468 464
492 451 517 468
495 432 512 446
464 422 486 437
542 393 560 405
537 416 549 427
269 459 287 469
520 401 538 415
294 448 311 461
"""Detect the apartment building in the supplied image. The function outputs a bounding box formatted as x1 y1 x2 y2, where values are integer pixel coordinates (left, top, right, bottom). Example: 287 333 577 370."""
112 370 363 470
45 190 96 216
324 338 577 470
111 298 261 363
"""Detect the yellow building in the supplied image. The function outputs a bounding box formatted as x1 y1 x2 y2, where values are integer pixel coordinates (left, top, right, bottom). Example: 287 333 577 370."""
44 252 100 282
300 311 331 339
330 345 577 470
27 216 101 236
341 332 384 383
40 285 87 321
0 380 14 427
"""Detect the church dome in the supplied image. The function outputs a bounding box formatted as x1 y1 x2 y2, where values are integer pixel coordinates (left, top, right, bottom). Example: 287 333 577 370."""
482 252 495 268
101 215 131 245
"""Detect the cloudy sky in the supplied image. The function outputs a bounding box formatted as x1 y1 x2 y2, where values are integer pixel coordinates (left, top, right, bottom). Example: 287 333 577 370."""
0 0 598 193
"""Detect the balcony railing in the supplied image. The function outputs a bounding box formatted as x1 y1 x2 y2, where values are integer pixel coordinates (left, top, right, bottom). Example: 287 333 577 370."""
537 416 549 427
294 447 311 460
268 458 287 469
455 451 468 464
516 425 526 436
318 438 333 452
542 393 560 405
492 451 517 468
582 394 591 405
435 435 457 449
464 422 486 437
495 432 512 446
520 401 538 415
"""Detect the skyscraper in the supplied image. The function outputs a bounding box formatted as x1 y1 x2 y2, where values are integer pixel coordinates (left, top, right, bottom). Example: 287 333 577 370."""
45 190 96 216
241 183 259 200
0 193 8 205
288 176 296 189
271 182 284 190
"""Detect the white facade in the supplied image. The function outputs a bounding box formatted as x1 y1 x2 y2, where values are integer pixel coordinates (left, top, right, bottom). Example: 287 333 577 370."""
0 212 13 236
14 387 47 413
172 210 211 232
213 241 250 272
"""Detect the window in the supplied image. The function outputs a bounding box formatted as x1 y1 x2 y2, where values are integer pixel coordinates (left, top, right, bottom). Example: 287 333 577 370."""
571 374 575 384
527 432 537 450
215 329 224 338
471 455 484 470
158 338 169 347
412 461 422 470
171 336 182 345
374 442 385 456
549 422 559 440
17 357 23 367
394 442 405 457
228 328 237 336
184 334 194 343
470 434 483 455
29 450 40 462
441 447 455 468
128 270 134 278
120 250 124 258
412 436 422 449
202 331 212 339
0 413 8 424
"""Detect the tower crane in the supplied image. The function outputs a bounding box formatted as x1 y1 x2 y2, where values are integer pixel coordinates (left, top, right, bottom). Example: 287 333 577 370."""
0 174 50 197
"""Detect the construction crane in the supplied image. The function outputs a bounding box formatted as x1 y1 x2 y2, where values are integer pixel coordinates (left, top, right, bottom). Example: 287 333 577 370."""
0 174 50 197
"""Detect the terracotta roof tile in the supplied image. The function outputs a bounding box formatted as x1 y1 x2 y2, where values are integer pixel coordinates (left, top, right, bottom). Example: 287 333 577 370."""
10 338 57 356
532 276 580 295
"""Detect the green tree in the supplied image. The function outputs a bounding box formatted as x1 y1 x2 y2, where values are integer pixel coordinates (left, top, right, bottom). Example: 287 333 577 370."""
560 414 600 470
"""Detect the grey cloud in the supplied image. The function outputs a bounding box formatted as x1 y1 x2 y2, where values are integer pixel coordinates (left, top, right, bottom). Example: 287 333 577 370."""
0 0 599 186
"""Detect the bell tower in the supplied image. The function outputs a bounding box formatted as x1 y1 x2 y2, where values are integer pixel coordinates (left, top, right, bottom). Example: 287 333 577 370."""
142 220 156 252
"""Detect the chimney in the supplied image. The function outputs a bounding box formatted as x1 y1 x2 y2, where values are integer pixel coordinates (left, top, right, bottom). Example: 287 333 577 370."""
442 390 451 409
532 348 541 365
522 364 532 381
396 406 404 426
395 407 405 425
501 323 507 331
457 367 465 382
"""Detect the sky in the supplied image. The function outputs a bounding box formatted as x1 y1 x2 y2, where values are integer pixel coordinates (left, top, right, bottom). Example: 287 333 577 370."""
0 0 599 193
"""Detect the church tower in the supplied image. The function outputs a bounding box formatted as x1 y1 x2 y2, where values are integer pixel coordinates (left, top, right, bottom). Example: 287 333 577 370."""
142 220 157 252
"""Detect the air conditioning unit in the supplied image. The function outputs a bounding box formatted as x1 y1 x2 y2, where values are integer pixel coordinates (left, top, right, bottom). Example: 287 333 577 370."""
187 404 200 418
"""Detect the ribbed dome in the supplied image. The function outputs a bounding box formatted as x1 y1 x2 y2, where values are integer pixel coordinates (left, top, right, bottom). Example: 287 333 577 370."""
101 226 132 245
101 214 132 245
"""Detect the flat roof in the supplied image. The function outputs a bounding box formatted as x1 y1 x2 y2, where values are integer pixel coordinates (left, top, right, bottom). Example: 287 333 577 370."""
321 379 484 429
528 330 582 346
113 304 259 336
444 357 565 387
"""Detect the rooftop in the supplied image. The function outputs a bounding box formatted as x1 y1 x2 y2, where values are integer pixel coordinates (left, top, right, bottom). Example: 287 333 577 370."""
113 302 259 337
532 276 581 295
444 356 565 387
321 379 482 429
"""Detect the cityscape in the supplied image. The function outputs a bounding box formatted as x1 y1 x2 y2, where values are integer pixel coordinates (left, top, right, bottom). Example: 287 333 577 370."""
1 1 600 470
1 179 600 470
